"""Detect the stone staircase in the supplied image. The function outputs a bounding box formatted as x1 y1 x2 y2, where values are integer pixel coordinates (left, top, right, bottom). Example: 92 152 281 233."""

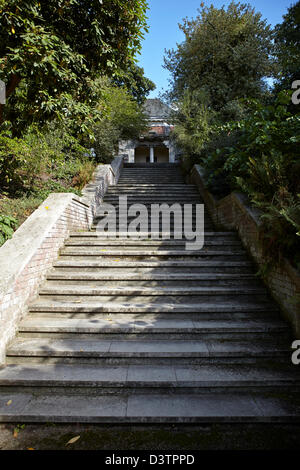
0 162 300 423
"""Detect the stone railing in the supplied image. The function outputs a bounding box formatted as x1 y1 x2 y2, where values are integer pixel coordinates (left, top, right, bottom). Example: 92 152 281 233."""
0 156 123 364
190 164 300 338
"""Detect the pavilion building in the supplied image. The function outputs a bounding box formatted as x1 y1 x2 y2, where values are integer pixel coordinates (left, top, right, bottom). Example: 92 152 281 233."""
119 98 179 164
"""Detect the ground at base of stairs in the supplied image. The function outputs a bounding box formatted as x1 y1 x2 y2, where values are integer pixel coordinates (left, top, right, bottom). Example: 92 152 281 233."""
1 423 300 450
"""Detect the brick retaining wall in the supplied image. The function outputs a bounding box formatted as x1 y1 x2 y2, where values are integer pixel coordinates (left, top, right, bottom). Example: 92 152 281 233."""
0 156 123 364
190 164 300 338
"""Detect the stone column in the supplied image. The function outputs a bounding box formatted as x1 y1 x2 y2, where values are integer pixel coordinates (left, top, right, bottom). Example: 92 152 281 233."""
150 146 154 163
128 148 135 163
168 142 175 163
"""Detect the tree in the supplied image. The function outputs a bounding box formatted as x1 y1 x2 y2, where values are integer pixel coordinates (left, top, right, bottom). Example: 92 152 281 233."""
164 1 274 113
113 63 155 105
170 88 214 157
0 0 150 125
91 79 148 162
273 1 300 92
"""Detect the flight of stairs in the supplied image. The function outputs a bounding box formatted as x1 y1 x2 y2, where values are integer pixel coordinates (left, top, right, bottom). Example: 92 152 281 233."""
0 162 300 423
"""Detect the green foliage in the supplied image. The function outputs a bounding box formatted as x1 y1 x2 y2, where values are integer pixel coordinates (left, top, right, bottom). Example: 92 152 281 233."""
0 121 92 192
0 214 17 245
171 89 214 157
0 0 152 241
92 80 148 162
202 92 300 267
0 0 150 129
0 131 29 189
164 1 274 110
164 1 274 166
113 63 156 105
273 1 300 93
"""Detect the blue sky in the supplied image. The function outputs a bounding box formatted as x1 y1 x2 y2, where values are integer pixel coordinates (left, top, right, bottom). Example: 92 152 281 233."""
137 0 294 98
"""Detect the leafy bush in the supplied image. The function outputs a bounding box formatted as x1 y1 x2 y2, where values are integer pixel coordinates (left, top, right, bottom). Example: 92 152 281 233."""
0 132 29 190
201 91 300 268
0 214 17 246
71 161 96 190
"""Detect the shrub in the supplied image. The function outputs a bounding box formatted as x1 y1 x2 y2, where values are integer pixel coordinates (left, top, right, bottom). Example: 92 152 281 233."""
201 91 300 268
0 214 17 246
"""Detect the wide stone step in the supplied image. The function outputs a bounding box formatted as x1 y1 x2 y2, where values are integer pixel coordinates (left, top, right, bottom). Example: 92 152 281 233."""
90 227 216 233
52 260 254 274
119 179 185 182
106 189 200 194
118 180 185 183
2 390 300 423
6 338 290 365
59 249 246 257
117 182 186 185
28 300 278 314
38 286 267 297
18 315 288 335
59 253 247 263
46 273 260 287
69 231 237 238
35 297 272 307
62 245 241 254
0 364 298 390
102 197 203 202
112 183 195 187
65 239 241 247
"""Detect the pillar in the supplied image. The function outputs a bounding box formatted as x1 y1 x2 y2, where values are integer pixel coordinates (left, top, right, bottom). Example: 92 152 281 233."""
128 148 135 163
150 146 154 163
168 143 175 163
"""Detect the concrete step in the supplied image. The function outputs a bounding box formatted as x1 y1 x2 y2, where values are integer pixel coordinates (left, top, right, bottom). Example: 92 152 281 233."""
69 231 238 238
0 364 298 391
60 249 246 256
117 182 186 185
58 251 248 262
89 230 216 235
6 338 290 364
118 179 185 183
18 315 289 336
46 272 259 286
64 239 242 247
28 300 278 314
102 198 203 202
1 390 300 423
52 260 254 273
38 285 267 297
111 183 195 187
105 189 200 194
62 245 242 255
